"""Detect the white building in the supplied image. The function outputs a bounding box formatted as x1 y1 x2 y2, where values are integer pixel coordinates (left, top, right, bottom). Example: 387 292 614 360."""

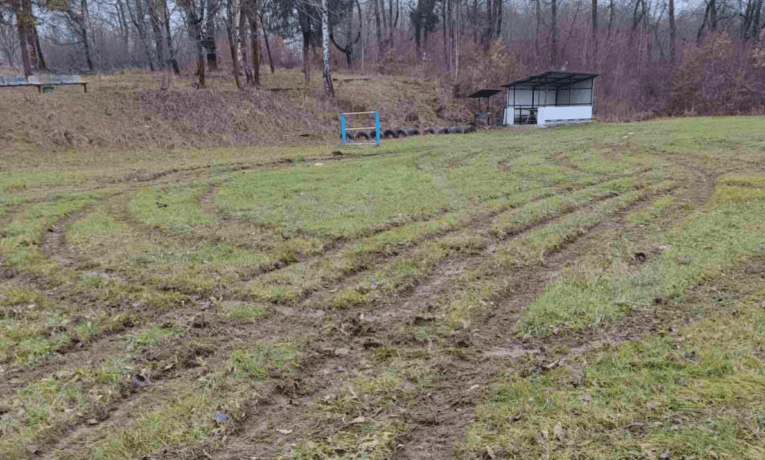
502 71 597 127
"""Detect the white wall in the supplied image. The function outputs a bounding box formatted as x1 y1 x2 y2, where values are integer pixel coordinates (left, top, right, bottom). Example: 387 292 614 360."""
504 106 513 125
537 106 593 125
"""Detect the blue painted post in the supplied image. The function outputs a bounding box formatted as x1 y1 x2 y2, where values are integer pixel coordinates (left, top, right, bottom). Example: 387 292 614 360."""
340 113 347 143
374 111 381 145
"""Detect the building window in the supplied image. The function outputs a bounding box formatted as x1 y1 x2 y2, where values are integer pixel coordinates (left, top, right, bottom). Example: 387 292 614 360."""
514 108 538 124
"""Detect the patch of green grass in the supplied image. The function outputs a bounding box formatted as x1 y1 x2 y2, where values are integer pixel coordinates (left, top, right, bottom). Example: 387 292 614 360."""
626 195 676 224
231 342 299 380
495 182 676 267
0 357 131 460
69 209 270 296
58 341 300 460
459 272 765 460
331 287 368 309
519 185 765 336
223 303 270 322
0 286 53 308
123 324 180 349
0 199 96 269
719 174 765 189
128 184 217 232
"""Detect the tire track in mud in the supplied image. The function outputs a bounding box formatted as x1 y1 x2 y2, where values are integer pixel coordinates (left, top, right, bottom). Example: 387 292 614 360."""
203 182 684 460
37 170 689 459
79 186 644 460
385 163 716 460
303 179 661 312
33 298 326 459
250 174 666 308
7 157 698 459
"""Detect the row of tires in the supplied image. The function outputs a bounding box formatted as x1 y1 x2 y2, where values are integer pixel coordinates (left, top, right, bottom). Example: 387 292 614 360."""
344 125 476 141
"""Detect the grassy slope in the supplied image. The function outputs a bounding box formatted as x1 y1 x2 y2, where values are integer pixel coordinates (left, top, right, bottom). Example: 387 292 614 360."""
0 70 469 153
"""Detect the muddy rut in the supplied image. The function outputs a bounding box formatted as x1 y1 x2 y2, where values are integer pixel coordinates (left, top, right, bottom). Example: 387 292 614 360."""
1 150 724 460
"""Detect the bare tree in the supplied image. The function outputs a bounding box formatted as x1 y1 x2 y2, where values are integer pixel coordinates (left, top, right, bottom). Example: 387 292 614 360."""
148 0 165 70
203 0 221 69
330 0 361 68
178 0 206 87
592 0 598 60
551 0 558 66
0 9 19 67
163 0 180 73
669 0 675 61
257 8 274 72
322 0 334 96
226 0 243 88
245 0 260 87
373 0 382 53
125 0 154 70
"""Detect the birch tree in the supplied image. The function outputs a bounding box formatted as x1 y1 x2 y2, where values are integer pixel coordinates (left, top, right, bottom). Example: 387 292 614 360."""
322 0 334 96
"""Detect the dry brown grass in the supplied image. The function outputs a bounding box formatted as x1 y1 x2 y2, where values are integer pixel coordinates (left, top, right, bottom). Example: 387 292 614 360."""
0 69 472 153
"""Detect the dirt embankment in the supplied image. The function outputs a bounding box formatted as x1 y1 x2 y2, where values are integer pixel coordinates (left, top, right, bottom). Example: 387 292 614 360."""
0 71 472 153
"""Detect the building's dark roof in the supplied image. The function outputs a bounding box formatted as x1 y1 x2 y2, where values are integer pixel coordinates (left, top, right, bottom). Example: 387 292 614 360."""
467 89 502 98
502 71 598 89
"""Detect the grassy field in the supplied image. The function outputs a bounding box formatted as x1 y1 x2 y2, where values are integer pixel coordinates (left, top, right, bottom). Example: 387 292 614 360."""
1 117 764 460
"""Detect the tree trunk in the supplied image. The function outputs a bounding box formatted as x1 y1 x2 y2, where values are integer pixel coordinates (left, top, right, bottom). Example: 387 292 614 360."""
227 0 242 89
14 0 31 76
261 18 274 72
149 0 166 70
248 7 260 87
298 6 311 82
754 0 763 42
454 0 459 78
495 0 502 39
608 0 614 35
80 0 95 71
551 0 557 67
322 0 334 97
697 1 710 43
535 0 540 51
443 0 449 69
240 11 252 83
485 0 494 49
204 2 218 70
473 0 478 43
163 0 180 73
373 0 383 54
14 9 31 76
414 0 422 58
592 0 597 62
669 0 675 62
710 0 717 31
33 25 45 70
187 7 205 88
196 32 205 87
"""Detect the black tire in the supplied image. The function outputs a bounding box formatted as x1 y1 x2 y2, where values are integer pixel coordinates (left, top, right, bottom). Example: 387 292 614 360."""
448 126 461 134
396 128 407 138
464 126 476 133
406 128 420 136
366 130 378 140
355 131 369 140
438 127 450 134
343 131 354 141
383 129 397 139
424 128 436 135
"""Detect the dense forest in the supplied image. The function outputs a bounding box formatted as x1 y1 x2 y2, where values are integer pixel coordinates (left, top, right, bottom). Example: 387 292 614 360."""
1 0 765 118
